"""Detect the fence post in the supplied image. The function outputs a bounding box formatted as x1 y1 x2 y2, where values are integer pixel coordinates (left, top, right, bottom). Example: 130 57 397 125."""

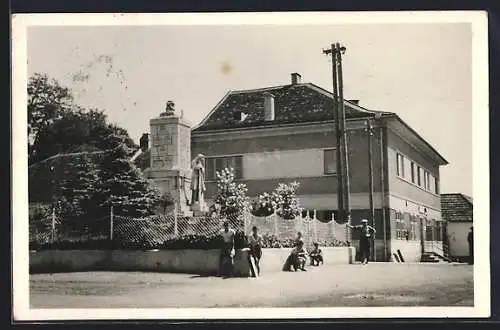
243 211 248 235
174 202 179 237
273 213 278 237
51 207 56 243
110 205 114 240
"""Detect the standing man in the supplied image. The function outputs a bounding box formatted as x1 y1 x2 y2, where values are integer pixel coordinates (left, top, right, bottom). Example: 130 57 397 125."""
467 226 474 265
347 219 376 265
248 226 263 276
219 221 236 277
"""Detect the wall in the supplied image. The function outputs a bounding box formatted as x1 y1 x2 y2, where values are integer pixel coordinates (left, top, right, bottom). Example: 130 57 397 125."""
29 248 355 275
192 125 384 201
258 247 355 274
30 249 251 277
447 222 472 257
390 239 422 262
386 129 441 211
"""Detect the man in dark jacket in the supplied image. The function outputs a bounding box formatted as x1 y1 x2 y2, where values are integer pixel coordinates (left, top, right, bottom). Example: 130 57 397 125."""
467 226 474 265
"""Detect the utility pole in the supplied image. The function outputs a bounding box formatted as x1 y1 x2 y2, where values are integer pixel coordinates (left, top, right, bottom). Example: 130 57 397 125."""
365 118 376 261
323 43 344 225
323 42 352 242
336 42 352 234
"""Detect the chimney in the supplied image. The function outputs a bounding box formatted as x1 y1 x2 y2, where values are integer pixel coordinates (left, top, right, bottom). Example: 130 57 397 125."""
264 92 275 121
140 133 149 152
291 73 302 85
348 99 360 105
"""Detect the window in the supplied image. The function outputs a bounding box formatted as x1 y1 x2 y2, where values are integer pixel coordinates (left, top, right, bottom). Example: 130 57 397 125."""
410 216 418 240
324 149 337 174
417 166 422 186
205 155 243 181
410 162 416 183
423 171 428 190
394 211 405 239
396 153 405 178
434 178 440 194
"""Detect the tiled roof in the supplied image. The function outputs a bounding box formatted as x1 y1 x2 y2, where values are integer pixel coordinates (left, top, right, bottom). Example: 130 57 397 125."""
441 193 473 222
193 83 389 131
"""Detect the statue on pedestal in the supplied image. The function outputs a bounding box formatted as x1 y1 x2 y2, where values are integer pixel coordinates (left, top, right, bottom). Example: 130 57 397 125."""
190 154 206 206
160 100 176 117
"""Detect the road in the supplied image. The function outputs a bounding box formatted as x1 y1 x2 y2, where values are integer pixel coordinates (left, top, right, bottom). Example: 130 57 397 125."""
30 263 473 308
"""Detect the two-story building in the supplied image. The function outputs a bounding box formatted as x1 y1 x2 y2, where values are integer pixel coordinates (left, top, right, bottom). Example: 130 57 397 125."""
190 73 448 262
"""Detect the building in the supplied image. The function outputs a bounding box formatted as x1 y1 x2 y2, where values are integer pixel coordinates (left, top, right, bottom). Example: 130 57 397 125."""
191 73 449 262
441 193 473 262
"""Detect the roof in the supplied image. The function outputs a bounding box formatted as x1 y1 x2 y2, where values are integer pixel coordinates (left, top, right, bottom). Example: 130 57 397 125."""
193 82 389 132
441 193 473 222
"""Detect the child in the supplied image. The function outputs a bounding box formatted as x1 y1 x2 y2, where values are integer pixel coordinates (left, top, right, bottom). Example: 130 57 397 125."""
309 242 324 266
291 240 308 271
248 226 263 275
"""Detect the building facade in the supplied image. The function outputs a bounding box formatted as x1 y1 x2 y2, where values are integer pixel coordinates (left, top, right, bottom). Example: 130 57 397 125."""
441 193 473 262
191 73 448 262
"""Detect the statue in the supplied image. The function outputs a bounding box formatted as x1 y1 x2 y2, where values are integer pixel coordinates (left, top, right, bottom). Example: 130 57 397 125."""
190 154 206 205
160 100 176 117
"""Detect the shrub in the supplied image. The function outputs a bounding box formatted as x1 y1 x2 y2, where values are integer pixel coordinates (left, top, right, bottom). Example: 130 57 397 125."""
213 168 249 218
273 182 302 220
250 192 276 217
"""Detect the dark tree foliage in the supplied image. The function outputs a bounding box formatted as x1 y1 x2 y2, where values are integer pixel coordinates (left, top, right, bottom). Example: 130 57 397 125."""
96 144 162 217
28 73 74 161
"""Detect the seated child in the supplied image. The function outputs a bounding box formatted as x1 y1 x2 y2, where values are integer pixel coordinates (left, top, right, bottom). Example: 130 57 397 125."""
282 240 307 272
309 242 324 266
291 240 308 271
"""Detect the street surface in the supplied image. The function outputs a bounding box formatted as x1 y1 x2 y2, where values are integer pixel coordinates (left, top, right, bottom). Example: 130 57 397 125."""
30 263 473 308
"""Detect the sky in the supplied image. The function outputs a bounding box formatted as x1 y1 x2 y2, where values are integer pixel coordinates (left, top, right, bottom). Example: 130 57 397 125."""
27 23 472 196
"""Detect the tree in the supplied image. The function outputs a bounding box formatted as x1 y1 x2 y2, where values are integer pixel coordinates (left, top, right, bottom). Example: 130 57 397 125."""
213 167 249 218
30 106 137 164
28 73 74 159
96 144 161 217
57 154 100 216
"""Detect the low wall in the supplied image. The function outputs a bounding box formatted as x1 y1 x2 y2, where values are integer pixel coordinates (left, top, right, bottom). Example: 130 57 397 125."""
30 249 251 277
258 247 355 274
29 247 355 276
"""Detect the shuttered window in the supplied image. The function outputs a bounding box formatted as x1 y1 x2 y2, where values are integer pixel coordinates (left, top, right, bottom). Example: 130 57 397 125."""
205 155 243 180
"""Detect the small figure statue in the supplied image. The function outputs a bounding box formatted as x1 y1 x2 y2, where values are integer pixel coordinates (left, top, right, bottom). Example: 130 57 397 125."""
190 154 206 205
160 100 176 117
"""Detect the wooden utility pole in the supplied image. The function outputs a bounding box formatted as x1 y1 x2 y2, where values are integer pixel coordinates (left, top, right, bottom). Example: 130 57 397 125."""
323 42 352 242
323 44 344 223
336 43 352 232
366 119 376 261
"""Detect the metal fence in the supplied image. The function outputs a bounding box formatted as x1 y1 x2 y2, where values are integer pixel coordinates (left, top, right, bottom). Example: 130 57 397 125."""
29 207 349 249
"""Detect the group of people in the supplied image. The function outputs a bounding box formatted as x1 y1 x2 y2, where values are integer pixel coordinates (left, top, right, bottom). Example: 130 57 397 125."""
217 221 326 277
217 218 377 277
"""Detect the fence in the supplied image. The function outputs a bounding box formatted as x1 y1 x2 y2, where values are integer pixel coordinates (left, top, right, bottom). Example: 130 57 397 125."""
29 207 349 250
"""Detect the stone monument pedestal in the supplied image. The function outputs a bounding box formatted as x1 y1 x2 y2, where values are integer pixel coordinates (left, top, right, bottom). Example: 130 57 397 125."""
190 201 209 217
145 168 193 217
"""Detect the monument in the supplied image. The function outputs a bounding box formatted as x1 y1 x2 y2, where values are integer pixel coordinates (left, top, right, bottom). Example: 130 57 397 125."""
145 101 208 216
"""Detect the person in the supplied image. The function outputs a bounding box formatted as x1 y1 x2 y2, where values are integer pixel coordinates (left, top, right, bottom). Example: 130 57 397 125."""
291 240 308 271
467 226 474 265
219 221 236 277
248 226 263 275
294 232 304 247
347 219 376 265
190 154 206 204
309 242 324 266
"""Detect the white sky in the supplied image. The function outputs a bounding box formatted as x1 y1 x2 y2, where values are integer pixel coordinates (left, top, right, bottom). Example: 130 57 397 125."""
27 23 472 196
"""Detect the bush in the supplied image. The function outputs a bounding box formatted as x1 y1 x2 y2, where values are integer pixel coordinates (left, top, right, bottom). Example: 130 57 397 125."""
31 231 248 251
